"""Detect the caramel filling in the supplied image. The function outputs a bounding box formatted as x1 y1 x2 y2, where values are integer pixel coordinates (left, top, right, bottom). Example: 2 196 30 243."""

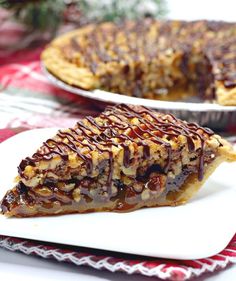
1 159 212 215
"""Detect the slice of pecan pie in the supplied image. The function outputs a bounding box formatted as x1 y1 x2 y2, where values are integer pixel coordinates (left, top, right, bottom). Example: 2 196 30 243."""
1 105 235 217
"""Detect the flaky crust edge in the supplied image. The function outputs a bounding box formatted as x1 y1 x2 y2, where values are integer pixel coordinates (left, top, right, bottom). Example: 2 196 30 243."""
41 26 99 90
216 82 236 106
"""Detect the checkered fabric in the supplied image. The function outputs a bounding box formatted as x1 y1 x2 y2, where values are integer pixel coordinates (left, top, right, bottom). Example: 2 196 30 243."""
0 235 235 281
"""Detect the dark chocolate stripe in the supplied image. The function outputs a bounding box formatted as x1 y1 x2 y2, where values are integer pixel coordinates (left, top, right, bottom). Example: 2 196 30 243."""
19 104 215 183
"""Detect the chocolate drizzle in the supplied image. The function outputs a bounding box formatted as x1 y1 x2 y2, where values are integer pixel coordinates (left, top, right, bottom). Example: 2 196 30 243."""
63 20 236 100
19 105 215 184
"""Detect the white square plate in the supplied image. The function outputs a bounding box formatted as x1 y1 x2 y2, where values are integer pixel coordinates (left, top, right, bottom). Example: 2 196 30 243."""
0 128 235 259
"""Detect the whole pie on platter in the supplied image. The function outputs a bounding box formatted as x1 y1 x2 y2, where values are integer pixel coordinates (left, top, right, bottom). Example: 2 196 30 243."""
42 20 236 105
1 104 235 217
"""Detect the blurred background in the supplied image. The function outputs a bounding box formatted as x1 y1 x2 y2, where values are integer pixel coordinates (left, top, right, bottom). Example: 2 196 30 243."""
0 0 235 52
167 0 236 21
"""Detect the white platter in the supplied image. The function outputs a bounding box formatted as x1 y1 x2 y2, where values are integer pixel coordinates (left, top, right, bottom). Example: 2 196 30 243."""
43 66 236 130
0 128 235 260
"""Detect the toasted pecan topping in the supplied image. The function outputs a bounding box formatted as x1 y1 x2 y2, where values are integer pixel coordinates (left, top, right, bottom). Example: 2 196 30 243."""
42 20 236 105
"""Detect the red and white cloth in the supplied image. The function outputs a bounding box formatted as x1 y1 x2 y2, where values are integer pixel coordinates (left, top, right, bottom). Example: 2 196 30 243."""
0 57 101 129
0 234 235 281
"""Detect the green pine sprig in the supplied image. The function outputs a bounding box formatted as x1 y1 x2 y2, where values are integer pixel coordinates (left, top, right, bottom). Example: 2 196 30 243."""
0 0 167 32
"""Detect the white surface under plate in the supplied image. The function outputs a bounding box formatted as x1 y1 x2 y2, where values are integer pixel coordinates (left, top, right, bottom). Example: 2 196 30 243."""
0 128 235 260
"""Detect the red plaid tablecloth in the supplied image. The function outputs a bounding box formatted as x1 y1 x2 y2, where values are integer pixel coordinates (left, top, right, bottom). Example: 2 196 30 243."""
0 21 236 281
0 49 101 129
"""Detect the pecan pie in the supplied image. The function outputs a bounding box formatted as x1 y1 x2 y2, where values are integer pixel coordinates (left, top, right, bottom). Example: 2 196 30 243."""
42 20 236 105
1 105 235 217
